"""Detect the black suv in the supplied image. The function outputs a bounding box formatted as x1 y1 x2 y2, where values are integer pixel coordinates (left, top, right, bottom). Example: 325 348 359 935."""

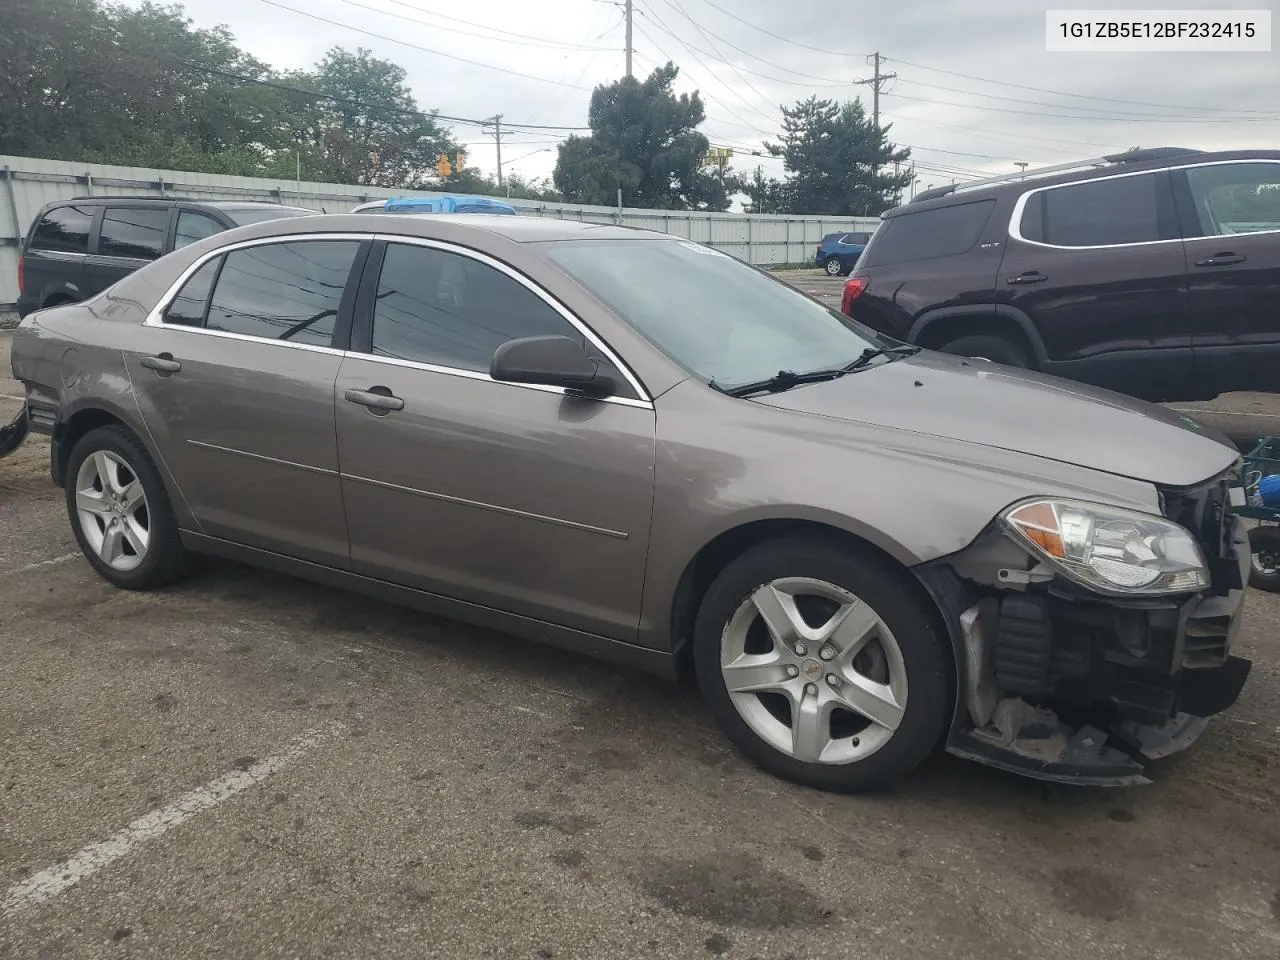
842 147 1280 402
17 197 317 318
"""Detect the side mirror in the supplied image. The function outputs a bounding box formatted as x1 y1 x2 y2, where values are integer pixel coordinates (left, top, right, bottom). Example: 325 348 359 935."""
490 335 616 397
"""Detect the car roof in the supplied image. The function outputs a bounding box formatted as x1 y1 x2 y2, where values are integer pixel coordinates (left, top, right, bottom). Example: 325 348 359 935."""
885 147 1280 219
214 212 663 244
50 197 312 211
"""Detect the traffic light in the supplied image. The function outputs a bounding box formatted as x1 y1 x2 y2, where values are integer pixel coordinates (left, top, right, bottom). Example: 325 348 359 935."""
437 153 452 178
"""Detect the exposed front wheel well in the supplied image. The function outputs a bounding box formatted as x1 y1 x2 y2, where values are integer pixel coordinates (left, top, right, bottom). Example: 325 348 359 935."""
668 519 948 681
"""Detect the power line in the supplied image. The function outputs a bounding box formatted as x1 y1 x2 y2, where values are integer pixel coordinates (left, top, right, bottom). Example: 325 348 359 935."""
880 110 1125 154
174 59 589 133
882 56 1280 117
886 89 1277 123
254 0 594 90
361 0 621 50
690 0 868 58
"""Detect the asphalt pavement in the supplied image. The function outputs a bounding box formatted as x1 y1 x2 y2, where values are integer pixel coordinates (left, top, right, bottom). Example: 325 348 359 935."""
1 329 1279 960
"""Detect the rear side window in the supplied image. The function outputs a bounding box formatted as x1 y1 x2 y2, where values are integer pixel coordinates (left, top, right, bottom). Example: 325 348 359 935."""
861 200 995 268
175 210 225 249
205 240 360 346
29 205 94 254
162 257 221 327
99 207 170 259
1020 173 1162 247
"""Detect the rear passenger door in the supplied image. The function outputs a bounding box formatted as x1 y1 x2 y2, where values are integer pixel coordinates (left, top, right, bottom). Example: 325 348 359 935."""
997 170 1193 398
125 235 369 566
1173 160 1280 394
85 205 173 296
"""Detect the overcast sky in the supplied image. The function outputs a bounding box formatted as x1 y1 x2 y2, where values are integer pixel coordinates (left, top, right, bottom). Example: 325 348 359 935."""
125 0 1279 191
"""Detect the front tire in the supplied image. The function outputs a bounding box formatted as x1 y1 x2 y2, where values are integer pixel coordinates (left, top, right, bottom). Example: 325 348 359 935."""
693 539 952 792
1248 525 1280 593
937 334 1031 369
64 425 189 590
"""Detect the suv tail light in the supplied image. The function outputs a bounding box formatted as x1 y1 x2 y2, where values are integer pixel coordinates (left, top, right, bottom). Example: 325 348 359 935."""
16 255 24 297
841 277 868 314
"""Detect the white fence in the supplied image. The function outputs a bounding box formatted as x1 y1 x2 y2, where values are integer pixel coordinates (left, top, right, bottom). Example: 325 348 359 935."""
0 155 881 309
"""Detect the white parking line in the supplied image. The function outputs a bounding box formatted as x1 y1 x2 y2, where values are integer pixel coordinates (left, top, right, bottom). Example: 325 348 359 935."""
2 724 342 916
12 553 80 575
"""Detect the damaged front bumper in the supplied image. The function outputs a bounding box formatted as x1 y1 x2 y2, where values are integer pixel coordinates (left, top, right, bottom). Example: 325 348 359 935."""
0 402 28 459
919 476 1253 787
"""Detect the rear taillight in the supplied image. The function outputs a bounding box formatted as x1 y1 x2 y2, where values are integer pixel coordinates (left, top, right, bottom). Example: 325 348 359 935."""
16 255 24 296
841 277 868 314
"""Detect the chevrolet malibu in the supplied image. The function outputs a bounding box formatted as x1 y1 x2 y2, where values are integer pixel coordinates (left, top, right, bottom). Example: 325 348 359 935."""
8 214 1253 792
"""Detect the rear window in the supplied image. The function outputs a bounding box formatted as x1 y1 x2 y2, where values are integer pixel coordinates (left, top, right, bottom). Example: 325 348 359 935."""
1020 173 1162 247
29 204 94 254
99 207 169 260
860 200 995 268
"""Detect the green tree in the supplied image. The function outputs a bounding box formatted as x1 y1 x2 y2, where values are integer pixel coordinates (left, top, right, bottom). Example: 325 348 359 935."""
553 63 730 211
284 48 456 188
766 96 912 216
742 166 788 214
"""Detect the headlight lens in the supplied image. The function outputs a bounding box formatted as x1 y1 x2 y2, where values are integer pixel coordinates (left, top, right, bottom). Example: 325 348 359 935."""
1000 498 1208 595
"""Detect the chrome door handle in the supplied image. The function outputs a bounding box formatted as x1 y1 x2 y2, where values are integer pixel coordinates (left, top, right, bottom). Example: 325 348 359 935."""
344 388 404 413
1194 253 1246 267
141 354 181 374
1007 271 1048 285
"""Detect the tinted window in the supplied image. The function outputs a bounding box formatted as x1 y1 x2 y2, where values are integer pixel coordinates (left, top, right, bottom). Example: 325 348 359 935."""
370 243 582 371
1025 174 1161 246
861 200 995 268
175 211 225 249
99 207 169 259
29 205 94 254
206 240 360 345
162 257 221 327
1184 162 1280 236
547 239 882 390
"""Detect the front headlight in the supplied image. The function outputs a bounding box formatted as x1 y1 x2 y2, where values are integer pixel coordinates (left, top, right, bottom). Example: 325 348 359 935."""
999 498 1208 595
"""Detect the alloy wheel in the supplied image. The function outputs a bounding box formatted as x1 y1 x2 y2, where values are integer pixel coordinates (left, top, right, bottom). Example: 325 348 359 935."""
74 450 151 572
719 577 908 764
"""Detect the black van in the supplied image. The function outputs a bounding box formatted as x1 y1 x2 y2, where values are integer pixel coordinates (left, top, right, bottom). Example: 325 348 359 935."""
16 197 317 318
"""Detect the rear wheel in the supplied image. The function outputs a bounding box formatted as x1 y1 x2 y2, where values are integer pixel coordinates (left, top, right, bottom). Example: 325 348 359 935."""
824 257 845 276
64 425 190 590
937 333 1032 369
1248 525 1280 593
693 539 952 792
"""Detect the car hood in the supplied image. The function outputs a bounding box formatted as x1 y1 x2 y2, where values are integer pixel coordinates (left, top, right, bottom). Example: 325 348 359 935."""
750 351 1240 488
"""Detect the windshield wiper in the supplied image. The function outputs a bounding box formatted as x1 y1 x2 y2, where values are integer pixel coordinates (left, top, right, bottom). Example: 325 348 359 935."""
721 345 923 399
841 344 922 372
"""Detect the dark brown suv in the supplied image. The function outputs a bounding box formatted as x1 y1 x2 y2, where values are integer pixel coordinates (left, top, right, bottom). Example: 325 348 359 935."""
842 147 1280 402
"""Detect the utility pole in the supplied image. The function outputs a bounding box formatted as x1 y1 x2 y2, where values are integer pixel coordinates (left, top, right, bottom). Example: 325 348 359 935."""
625 0 633 77
485 114 504 188
855 51 897 180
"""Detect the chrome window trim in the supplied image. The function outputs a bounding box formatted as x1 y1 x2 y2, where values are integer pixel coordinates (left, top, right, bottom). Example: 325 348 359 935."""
140 230 655 411
1007 158 1280 251
371 233 654 406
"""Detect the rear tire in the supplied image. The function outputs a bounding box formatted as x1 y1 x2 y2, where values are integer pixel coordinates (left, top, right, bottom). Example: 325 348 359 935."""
1248 525 1280 593
824 257 846 276
692 538 952 793
64 425 190 590
937 334 1032 369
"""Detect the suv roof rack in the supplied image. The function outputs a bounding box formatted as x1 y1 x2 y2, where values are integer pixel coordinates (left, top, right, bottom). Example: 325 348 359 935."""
908 146 1206 204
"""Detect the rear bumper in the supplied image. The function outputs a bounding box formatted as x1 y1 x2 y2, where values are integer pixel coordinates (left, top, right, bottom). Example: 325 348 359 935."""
0 403 29 459
921 515 1253 787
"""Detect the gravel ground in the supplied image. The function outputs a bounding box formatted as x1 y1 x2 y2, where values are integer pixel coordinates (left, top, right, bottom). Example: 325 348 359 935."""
1 329 1278 960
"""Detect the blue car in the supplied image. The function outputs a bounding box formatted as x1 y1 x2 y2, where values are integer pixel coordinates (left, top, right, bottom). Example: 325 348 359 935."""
816 230 872 276
351 195 518 215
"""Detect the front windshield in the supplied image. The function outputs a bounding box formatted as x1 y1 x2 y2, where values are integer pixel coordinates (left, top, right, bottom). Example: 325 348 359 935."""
545 239 884 389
